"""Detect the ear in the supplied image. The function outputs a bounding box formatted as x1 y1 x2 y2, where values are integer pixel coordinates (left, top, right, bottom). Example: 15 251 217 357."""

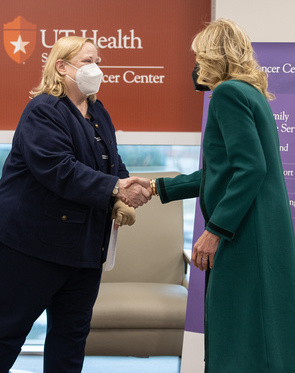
56 59 67 76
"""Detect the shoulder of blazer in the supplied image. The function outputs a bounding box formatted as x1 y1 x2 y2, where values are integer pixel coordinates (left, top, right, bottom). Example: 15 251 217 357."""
18 94 62 125
29 93 61 108
213 80 259 98
95 99 105 108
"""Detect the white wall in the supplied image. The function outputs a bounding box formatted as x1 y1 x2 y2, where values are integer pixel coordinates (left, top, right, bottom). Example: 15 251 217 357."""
213 0 295 42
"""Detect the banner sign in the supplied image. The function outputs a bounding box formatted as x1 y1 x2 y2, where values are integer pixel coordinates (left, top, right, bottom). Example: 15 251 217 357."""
253 43 295 226
184 91 210 334
184 42 295 341
0 0 210 132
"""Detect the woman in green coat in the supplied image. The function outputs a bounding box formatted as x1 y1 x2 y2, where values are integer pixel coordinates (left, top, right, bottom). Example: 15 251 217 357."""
126 19 295 373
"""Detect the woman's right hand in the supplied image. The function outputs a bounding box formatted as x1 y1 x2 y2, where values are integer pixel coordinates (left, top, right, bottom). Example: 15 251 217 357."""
117 178 152 208
123 176 151 190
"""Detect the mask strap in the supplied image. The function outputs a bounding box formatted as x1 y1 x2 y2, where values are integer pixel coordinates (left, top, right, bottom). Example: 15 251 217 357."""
65 61 79 84
66 75 78 84
65 61 78 70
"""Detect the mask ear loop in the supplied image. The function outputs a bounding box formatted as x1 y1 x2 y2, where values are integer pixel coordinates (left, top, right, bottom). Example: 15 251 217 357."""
65 61 79 70
64 61 79 84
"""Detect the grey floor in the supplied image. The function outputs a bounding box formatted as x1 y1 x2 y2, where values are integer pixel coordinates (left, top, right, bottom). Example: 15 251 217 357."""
11 355 181 373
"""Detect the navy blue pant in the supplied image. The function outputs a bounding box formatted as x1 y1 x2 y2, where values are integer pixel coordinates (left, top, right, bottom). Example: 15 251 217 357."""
0 243 102 373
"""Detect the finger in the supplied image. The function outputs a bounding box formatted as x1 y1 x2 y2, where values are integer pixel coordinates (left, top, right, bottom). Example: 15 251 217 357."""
138 177 151 189
193 257 198 268
128 219 135 226
137 192 151 205
202 256 209 271
191 245 198 267
121 197 131 206
135 199 144 207
121 215 128 226
123 177 138 189
126 200 136 207
209 254 215 269
127 217 135 226
142 187 152 199
196 253 204 271
124 215 133 226
115 212 122 228
128 213 136 226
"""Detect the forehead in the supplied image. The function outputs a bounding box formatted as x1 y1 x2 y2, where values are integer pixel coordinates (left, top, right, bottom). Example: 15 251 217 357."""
74 42 98 59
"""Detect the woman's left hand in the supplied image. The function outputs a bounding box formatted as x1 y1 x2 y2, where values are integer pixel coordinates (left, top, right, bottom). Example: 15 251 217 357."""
112 199 136 230
192 230 221 271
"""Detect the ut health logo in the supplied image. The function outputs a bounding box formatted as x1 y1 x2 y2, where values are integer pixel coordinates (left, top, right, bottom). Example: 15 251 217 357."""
3 16 36 64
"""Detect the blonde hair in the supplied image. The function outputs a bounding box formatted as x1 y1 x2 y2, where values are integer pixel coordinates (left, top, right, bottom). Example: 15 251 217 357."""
30 36 97 102
192 19 274 100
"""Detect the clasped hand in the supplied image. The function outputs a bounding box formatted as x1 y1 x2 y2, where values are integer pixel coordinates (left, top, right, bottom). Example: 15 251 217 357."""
111 177 152 230
117 177 152 208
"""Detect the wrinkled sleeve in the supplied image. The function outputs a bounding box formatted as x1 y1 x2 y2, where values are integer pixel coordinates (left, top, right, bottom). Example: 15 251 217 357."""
157 170 202 204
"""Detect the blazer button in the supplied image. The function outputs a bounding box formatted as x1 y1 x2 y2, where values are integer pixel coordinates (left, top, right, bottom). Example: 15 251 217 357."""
111 164 115 168
94 123 99 128
109 141 113 145
61 215 68 222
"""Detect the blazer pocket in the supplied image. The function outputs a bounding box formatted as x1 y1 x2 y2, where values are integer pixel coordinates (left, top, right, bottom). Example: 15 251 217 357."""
40 206 86 247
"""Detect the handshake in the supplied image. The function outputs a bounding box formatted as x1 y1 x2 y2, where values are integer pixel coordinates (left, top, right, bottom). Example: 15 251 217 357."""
111 176 156 229
117 176 156 208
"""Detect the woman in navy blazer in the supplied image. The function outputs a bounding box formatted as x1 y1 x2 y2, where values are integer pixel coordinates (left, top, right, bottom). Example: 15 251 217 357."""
0 36 150 373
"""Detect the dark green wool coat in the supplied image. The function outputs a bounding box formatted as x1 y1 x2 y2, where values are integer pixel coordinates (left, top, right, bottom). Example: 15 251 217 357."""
157 80 295 373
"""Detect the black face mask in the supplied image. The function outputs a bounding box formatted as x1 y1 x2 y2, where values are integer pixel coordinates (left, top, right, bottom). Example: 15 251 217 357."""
192 62 211 91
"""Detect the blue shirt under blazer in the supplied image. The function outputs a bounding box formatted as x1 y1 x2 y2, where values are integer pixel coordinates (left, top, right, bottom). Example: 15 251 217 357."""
0 94 129 268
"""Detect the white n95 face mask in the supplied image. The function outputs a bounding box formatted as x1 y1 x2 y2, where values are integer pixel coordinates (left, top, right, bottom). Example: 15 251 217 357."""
66 62 103 96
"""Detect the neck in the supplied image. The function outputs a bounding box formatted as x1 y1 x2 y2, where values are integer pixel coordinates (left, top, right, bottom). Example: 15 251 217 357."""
67 93 89 118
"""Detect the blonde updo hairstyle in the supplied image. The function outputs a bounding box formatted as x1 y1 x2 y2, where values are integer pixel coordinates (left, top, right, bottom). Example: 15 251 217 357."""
30 36 97 102
192 19 274 100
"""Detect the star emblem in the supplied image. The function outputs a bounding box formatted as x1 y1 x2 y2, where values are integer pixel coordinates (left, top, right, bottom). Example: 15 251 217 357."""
10 35 30 54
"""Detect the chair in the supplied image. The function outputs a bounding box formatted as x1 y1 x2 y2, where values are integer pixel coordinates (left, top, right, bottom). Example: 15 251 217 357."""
85 172 189 356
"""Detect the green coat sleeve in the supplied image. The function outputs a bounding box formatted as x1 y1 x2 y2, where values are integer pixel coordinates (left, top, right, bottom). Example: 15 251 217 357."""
206 83 267 240
156 170 202 204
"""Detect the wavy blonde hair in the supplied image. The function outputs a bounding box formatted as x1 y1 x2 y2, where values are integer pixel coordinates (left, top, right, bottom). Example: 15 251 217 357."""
30 36 97 102
192 19 274 100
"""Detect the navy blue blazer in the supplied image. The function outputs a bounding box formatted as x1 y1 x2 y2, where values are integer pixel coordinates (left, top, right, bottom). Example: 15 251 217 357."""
0 94 129 268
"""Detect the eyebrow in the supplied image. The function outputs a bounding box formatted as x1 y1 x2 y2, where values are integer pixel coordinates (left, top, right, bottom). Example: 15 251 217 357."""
84 55 99 60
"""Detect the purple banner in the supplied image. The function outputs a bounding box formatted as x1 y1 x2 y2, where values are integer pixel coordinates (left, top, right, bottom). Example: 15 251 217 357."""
253 43 295 95
253 43 295 227
185 43 295 334
268 95 295 225
185 91 210 334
